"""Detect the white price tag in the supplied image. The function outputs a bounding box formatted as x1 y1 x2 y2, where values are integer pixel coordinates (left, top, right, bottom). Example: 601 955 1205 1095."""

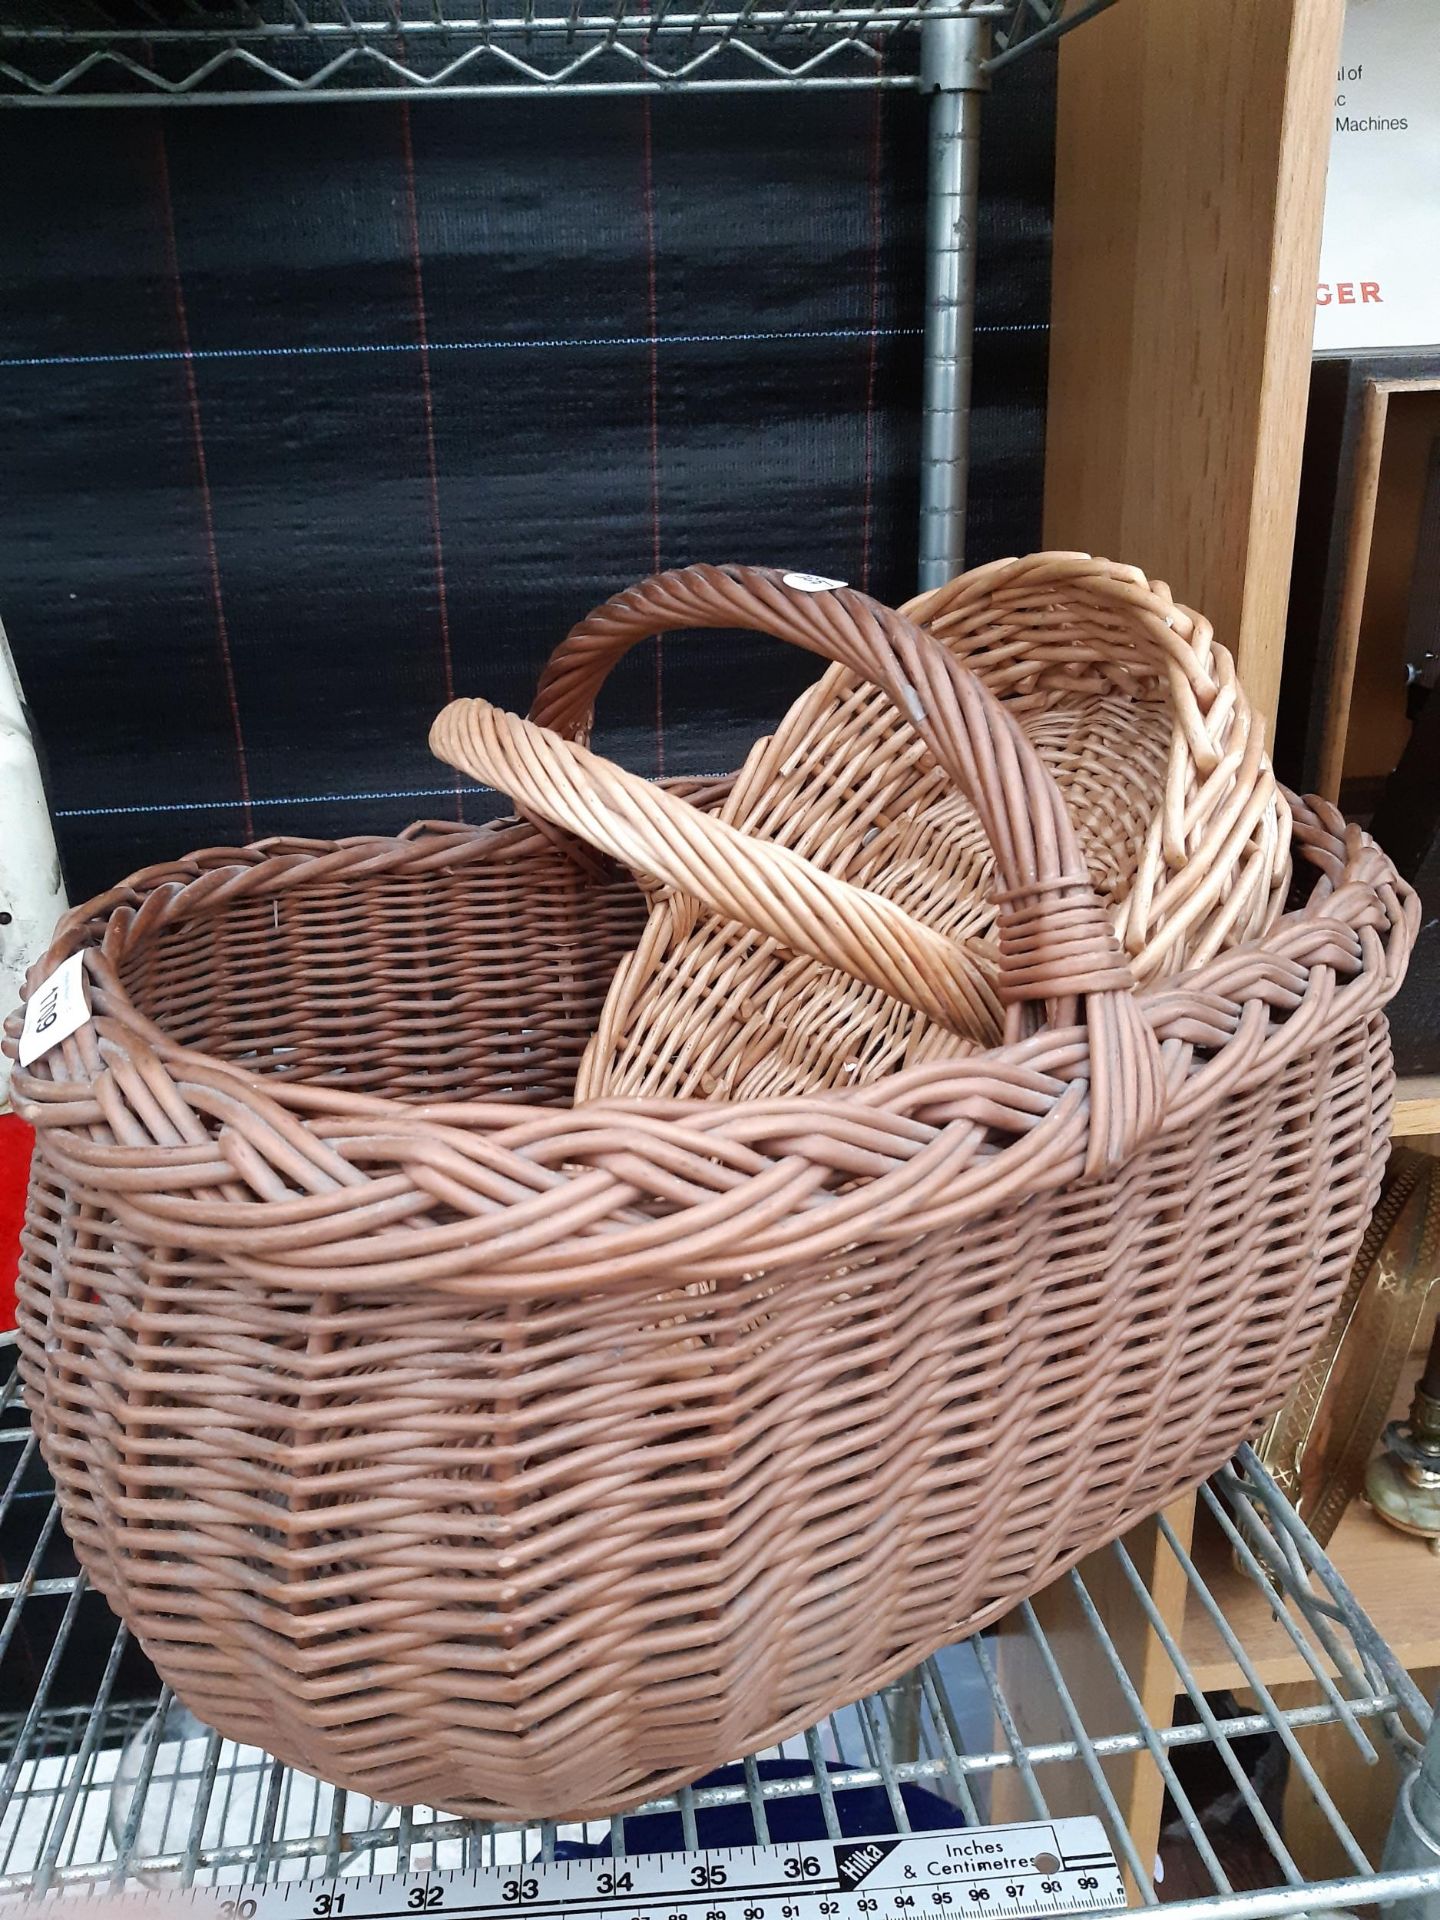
783 571 849 593
18 951 91 1068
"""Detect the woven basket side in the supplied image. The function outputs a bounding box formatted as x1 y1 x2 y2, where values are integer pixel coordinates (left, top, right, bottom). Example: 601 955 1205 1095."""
7 783 1417 1819
904 555 1286 974
14 992 1394 1821
112 854 648 1105
582 693 1183 1099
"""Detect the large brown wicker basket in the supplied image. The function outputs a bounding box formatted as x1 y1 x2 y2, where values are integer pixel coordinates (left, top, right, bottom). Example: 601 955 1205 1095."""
7 571 1417 1825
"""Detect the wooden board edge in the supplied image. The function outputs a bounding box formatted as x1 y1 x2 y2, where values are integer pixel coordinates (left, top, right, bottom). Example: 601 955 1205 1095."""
1316 380 1390 800
1394 1077 1440 1138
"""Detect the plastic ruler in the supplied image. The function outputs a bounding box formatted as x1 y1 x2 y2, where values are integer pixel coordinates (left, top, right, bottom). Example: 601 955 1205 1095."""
41 1818 1127 1920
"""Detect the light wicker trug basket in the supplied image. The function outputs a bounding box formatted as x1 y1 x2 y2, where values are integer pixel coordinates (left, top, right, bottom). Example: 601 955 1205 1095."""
8 561 1417 1824
438 556 1292 1101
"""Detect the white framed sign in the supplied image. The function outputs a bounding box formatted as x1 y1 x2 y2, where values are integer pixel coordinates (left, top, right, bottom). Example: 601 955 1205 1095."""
1314 0 1440 354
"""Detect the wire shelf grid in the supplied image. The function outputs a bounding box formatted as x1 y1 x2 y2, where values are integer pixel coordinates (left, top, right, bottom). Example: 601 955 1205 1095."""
0 1342 1437 1914
0 0 1075 102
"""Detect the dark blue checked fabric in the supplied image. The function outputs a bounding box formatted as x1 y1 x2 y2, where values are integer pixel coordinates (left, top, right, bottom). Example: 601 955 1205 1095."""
0 63 1053 906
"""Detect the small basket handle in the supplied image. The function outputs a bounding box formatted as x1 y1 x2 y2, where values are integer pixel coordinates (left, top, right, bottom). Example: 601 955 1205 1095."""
432 565 1164 1171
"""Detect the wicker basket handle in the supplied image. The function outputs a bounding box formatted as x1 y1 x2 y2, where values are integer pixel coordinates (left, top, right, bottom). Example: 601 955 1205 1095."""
433 565 1165 1169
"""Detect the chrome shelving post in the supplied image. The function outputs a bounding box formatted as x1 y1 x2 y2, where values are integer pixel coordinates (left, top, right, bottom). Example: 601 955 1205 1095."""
1384 1699 1440 1920
917 11 987 591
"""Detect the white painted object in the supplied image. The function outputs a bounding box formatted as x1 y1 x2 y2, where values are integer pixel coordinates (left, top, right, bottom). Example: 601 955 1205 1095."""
1314 0 1440 352
0 618 67 1109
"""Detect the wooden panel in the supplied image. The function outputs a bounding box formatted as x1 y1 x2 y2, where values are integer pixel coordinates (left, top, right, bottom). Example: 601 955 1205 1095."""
1294 356 1440 794
1274 359 1355 783
1395 1080 1440 1139
1183 1346 1440 1690
1338 389 1440 788
1312 378 1440 799
1045 0 1343 731
1185 1485 1440 1689
1316 381 1389 800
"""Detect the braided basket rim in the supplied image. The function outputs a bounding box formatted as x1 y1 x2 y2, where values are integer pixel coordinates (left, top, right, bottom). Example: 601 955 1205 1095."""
3 787 1418 1301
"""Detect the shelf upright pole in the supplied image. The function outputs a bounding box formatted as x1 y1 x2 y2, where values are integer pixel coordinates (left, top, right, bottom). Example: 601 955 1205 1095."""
1382 1698 1440 1920
916 11 988 591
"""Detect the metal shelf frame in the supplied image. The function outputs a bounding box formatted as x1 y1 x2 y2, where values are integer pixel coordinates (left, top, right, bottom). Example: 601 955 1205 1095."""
0 0 1111 586
3 9 1418 1915
2 1333 1440 1916
0 2 1103 106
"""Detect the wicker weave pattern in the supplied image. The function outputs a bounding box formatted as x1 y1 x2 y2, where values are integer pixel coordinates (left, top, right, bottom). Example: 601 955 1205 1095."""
7 761 1415 1820
478 557 1290 1103
436 564 1185 1173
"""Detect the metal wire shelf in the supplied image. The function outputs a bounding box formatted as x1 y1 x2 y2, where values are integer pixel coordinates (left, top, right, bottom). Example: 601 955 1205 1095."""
1 1341 1439 1917
0 0 1089 103
0 0 1096 586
